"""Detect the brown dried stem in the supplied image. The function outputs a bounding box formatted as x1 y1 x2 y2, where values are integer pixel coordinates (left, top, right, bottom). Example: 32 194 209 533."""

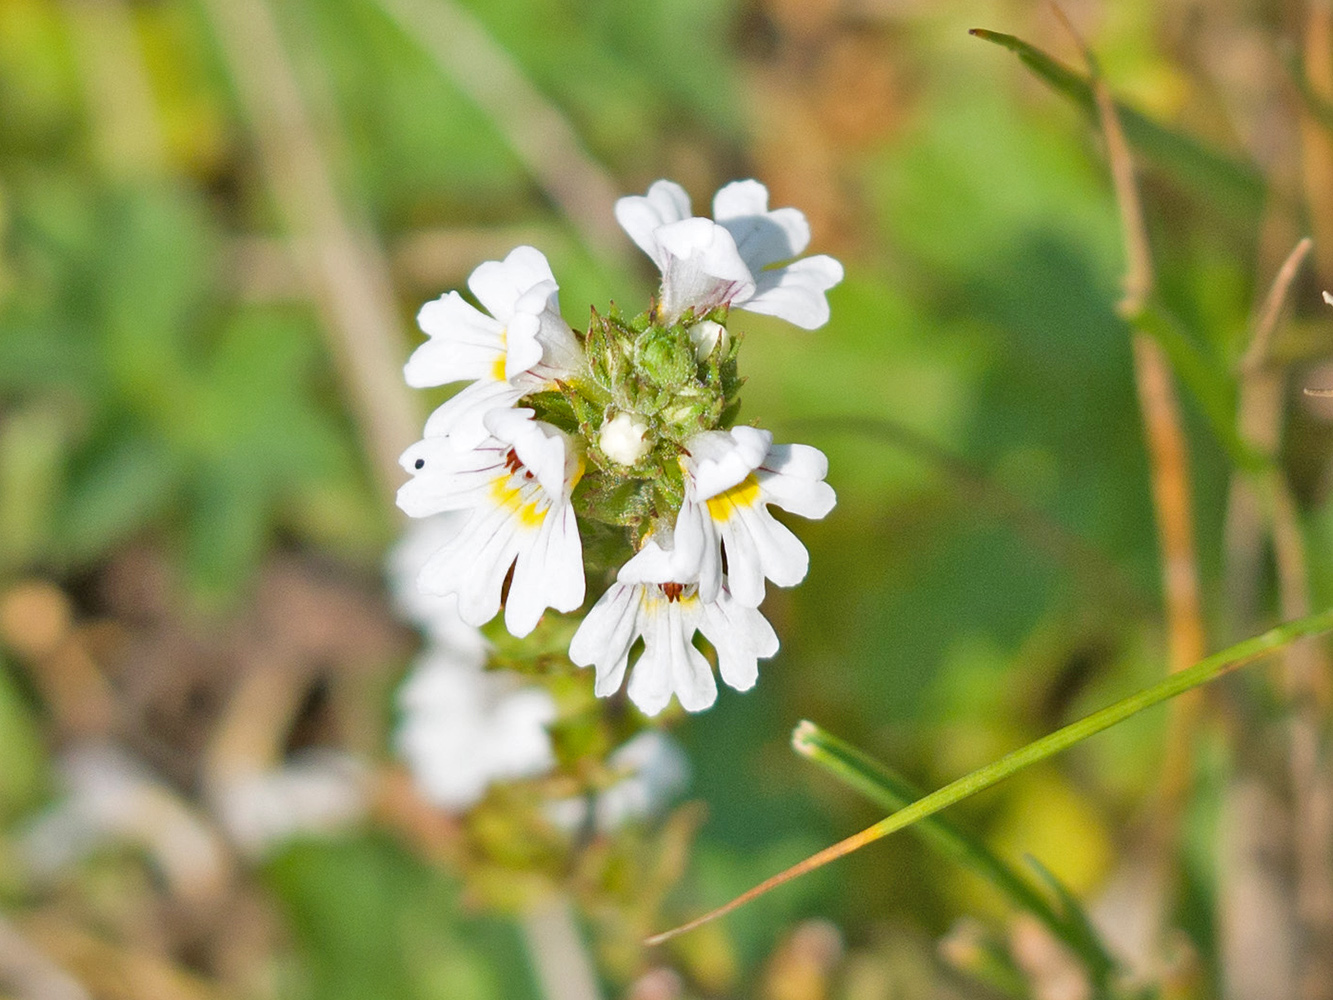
1055 7 1206 810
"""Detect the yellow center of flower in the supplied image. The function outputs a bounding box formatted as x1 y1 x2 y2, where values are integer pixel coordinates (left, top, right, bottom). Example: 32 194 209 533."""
705 474 761 523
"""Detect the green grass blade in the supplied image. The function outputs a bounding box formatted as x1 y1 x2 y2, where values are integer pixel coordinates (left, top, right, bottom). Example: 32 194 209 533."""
970 29 1266 219
794 722 1117 986
647 608 1333 945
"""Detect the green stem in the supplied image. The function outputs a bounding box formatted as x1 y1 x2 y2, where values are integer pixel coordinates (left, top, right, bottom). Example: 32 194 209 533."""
646 608 1333 946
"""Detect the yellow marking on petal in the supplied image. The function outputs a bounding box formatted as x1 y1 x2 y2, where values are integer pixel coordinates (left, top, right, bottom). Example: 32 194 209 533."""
490 329 508 381
517 500 547 528
706 474 761 523
490 475 548 529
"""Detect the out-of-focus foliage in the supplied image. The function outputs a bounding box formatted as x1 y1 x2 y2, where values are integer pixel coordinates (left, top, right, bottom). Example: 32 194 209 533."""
3 0 1333 998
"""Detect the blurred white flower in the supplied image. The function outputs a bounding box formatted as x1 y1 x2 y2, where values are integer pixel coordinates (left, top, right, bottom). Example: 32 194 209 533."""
404 246 584 449
397 408 586 637
568 535 779 716
210 751 369 858
387 513 490 665
396 652 557 811
615 179 844 329
547 730 689 833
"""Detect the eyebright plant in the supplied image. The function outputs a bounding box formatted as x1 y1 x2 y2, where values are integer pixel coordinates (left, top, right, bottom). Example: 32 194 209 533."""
396 180 844 717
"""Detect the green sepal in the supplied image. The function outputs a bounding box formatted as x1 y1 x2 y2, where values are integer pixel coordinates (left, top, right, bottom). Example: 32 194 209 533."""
578 518 637 577
634 322 695 390
521 390 579 434
572 471 657 528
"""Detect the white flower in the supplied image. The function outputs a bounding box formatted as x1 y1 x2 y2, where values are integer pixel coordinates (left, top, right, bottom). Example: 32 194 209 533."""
404 246 584 449
615 179 844 330
397 408 585 637
673 426 837 607
546 730 689 833
396 652 557 811
387 513 491 664
568 535 779 716
599 411 652 466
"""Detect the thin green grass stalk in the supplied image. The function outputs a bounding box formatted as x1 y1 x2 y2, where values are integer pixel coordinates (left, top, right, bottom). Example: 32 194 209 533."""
647 608 1333 945
793 723 1117 990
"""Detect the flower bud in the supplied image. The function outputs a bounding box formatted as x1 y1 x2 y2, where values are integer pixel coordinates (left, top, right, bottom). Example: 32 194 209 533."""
599 411 652 466
687 319 729 362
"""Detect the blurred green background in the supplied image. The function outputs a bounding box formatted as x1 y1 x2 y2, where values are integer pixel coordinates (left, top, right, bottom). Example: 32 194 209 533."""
3 0 1333 997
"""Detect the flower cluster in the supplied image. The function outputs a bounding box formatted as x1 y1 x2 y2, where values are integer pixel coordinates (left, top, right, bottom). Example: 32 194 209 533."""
397 179 841 717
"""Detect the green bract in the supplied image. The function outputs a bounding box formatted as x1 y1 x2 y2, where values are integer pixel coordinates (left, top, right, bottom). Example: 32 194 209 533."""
525 304 743 554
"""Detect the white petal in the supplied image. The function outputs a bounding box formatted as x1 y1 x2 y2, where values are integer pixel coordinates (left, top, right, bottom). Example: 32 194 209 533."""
618 536 693 585
718 509 766 607
729 505 810 590
387 515 495 662
490 687 558 775
420 500 522 626
487 410 575 498
614 180 693 269
712 180 811 271
395 656 555 811
759 443 836 518
655 218 755 322
506 278 570 378
504 503 584 636
684 426 771 501
467 246 556 324
666 602 717 713
422 380 527 450
739 255 844 330
396 439 504 517
699 589 778 693
406 292 505 388
673 500 722 602
569 584 639 697
594 731 689 831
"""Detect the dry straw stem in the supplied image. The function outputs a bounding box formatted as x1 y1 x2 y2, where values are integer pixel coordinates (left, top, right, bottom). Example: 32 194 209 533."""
521 897 605 1000
0 914 91 1000
373 0 624 256
1048 9 1207 858
645 608 1333 946
1067 12 1207 679
200 0 420 502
